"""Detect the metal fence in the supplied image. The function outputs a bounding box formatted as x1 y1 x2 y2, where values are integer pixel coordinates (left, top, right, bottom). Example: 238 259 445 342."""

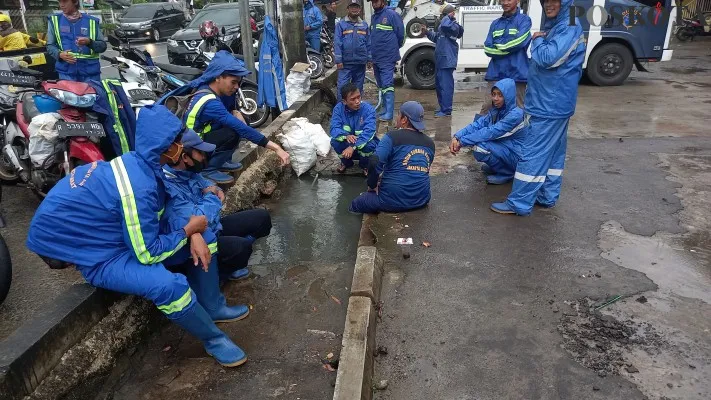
682 0 711 18
0 8 124 38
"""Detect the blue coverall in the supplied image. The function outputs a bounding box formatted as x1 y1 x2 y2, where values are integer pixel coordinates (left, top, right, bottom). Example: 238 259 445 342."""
350 128 435 213
46 13 107 82
370 5 404 120
504 0 586 215
303 0 324 52
453 78 528 184
427 14 464 116
335 16 370 99
330 101 379 169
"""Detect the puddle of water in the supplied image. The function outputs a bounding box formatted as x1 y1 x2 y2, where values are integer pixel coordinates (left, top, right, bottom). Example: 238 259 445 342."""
598 220 711 304
250 177 364 265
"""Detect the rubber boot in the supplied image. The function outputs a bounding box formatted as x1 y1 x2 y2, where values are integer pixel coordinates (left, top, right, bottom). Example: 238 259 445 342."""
184 257 250 323
228 235 255 281
171 301 247 367
210 150 241 172
379 91 395 122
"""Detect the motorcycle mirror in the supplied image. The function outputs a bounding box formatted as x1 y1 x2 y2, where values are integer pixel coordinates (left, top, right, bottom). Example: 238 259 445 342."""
107 34 121 47
221 26 226 35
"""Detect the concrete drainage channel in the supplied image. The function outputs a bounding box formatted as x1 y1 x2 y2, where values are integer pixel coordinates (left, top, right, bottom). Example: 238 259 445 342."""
0 70 340 400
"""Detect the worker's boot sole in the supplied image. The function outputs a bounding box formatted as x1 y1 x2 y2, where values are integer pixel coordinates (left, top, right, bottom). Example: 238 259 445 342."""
213 308 250 323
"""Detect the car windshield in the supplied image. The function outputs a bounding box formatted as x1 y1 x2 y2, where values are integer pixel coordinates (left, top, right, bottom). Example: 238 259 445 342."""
123 5 159 18
189 7 240 28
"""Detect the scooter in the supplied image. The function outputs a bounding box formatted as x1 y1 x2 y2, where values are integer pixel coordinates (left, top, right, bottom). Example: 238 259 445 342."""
320 26 335 69
1 79 106 198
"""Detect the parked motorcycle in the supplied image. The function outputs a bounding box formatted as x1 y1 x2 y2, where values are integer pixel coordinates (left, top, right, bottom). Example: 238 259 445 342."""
0 78 106 198
320 26 335 69
305 42 325 79
675 12 711 41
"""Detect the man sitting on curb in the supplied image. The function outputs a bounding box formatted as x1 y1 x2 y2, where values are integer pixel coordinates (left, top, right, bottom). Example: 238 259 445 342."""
449 78 529 185
161 130 273 285
330 83 379 174
161 51 290 185
350 101 435 214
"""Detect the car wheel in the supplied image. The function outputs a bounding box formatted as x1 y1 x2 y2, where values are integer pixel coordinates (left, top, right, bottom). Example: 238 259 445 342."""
404 48 436 90
406 17 428 39
152 28 160 42
585 43 633 86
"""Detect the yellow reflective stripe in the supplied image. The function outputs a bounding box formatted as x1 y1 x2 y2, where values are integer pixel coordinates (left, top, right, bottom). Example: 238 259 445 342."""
334 135 347 141
492 29 505 37
508 28 518 35
103 79 129 154
158 208 165 218
52 16 63 51
485 46 509 55
157 288 193 314
355 130 363 135
89 19 96 56
186 94 217 137
111 157 187 264
355 130 374 150
343 29 354 34
381 87 394 93
209 242 218 254
343 125 352 132
357 30 367 35
376 24 393 31
496 31 530 50
358 150 374 157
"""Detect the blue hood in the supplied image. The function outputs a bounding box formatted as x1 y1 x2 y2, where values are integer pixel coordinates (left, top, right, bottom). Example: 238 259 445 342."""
304 0 314 9
135 105 184 168
493 78 517 115
186 50 251 89
541 0 573 29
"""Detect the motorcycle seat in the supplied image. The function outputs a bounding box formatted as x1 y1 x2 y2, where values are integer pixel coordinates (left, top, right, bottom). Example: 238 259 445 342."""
155 63 204 78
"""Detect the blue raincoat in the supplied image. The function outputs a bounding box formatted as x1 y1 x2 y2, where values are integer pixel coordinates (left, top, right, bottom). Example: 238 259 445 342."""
453 78 527 181
26 105 198 320
483 7 532 83
303 0 324 51
257 16 287 111
427 15 464 115
90 79 137 157
504 0 586 215
335 16 370 98
370 5 404 119
330 101 379 169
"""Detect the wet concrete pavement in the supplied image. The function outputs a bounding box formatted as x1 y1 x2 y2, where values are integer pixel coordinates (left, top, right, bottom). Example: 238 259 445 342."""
100 177 365 399
372 38 711 400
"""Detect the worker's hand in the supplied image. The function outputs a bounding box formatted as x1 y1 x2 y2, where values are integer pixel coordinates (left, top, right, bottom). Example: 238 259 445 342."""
337 63 343 70
75 37 91 46
190 233 211 272
184 215 208 237
276 148 291 166
203 186 225 203
346 135 357 144
305 25 311 31
449 137 461 155
342 146 355 160
59 51 76 64
532 31 547 40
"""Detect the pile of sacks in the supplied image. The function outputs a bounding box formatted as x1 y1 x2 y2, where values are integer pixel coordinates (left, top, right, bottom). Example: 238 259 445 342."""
277 117 331 176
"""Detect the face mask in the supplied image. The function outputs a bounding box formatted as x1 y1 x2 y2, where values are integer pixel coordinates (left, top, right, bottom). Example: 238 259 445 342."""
186 154 207 173
161 142 184 165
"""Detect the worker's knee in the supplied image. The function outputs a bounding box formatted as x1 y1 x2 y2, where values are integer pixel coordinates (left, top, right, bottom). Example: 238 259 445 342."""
147 272 193 317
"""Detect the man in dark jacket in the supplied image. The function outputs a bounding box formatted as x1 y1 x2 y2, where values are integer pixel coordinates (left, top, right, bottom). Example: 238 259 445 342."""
427 4 464 117
335 0 371 99
323 1 337 35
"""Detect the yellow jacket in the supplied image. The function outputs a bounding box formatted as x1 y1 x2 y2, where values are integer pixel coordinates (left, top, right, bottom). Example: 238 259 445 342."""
0 31 26 51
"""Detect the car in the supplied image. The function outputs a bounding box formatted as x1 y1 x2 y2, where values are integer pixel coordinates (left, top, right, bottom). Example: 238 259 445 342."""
167 1 265 66
116 2 187 42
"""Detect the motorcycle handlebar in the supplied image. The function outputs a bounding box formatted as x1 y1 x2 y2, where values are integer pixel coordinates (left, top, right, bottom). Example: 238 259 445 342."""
101 55 118 63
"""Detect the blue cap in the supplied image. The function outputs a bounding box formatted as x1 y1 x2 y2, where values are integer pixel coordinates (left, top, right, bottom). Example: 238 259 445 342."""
400 101 426 132
181 128 216 153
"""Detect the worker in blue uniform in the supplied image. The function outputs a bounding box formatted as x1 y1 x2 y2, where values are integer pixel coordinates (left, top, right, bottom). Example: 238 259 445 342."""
427 4 464 117
350 101 435 214
161 131 273 284
492 0 586 215
303 0 324 52
450 78 528 185
162 51 290 185
481 0 531 117
370 0 404 122
331 83 379 173
46 0 107 82
335 0 370 99
26 105 249 367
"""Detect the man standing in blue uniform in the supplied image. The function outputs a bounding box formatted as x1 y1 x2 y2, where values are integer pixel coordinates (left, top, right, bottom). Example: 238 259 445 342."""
331 83 379 173
492 0 586 215
335 0 370 99
46 0 107 82
427 4 464 117
350 101 435 214
450 78 528 185
370 0 404 122
303 0 324 52
26 106 249 367
170 51 290 185
481 0 531 117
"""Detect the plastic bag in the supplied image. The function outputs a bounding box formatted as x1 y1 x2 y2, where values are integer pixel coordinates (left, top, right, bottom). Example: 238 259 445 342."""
285 71 311 107
28 113 61 168
287 117 331 157
279 119 317 177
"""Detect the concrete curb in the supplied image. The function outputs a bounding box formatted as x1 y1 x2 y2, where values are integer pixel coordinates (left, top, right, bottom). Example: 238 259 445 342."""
0 69 338 400
333 215 383 400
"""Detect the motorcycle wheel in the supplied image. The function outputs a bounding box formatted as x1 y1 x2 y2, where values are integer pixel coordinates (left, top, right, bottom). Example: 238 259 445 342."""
676 28 693 42
308 54 325 79
240 86 270 128
0 127 19 183
32 159 85 201
323 50 335 69
0 233 12 305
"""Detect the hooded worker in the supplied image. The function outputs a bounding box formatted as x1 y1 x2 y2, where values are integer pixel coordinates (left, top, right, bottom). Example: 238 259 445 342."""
450 78 528 185
159 51 290 185
46 0 107 82
0 14 27 52
370 0 405 122
27 105 249 367
303 0 324 52
492 0 586 215
427 4 464 117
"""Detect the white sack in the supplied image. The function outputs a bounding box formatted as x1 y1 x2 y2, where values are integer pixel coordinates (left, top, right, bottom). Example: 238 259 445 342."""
28 113 61 168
